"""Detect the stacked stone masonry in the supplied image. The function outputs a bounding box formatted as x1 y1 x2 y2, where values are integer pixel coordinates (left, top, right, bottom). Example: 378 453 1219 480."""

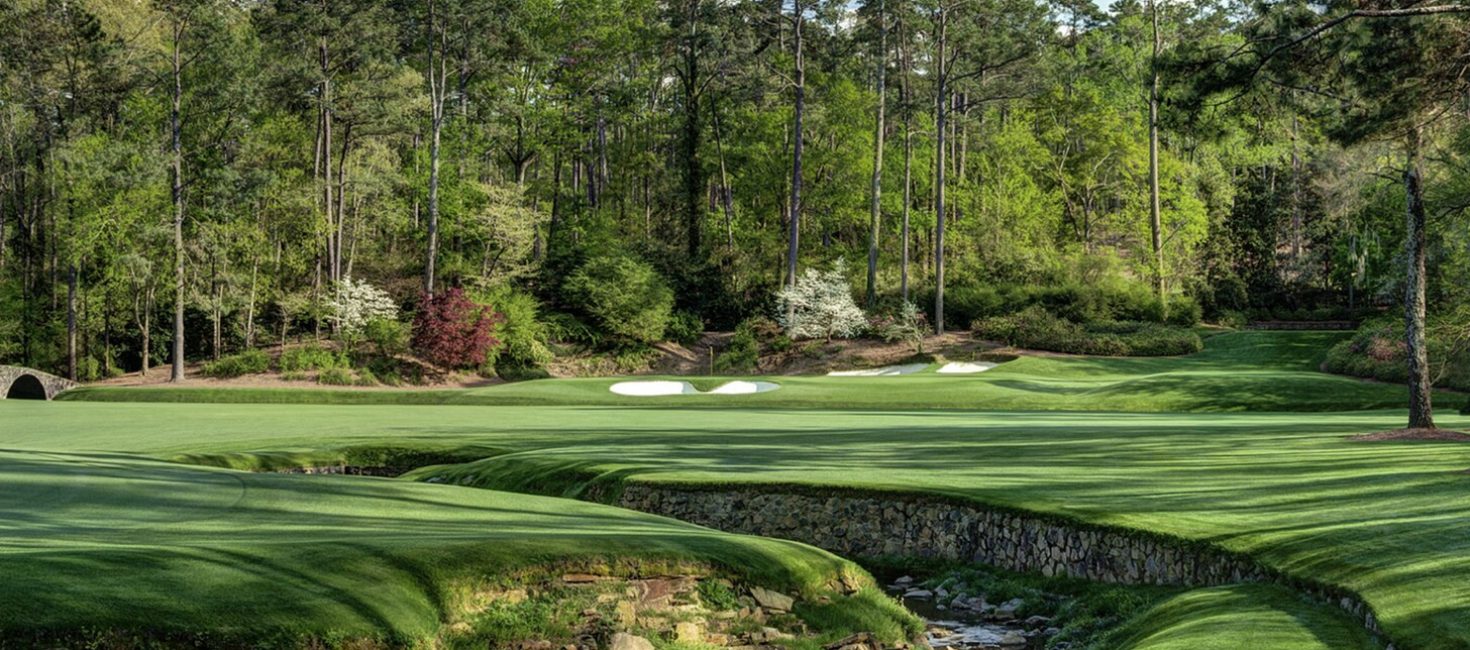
617 484 1395 649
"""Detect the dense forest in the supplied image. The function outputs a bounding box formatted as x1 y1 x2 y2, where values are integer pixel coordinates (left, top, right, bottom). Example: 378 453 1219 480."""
1 0 1467 416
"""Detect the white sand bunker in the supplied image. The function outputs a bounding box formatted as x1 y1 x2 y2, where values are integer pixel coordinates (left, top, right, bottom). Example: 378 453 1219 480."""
827 363 929 377
609 380 780 397
937 361 998 374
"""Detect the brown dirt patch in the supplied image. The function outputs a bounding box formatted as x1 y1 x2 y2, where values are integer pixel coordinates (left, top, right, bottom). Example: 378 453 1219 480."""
1348 428 1470 442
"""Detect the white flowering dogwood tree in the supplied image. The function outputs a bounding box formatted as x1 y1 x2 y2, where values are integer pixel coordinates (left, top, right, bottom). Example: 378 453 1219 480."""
328 277 399 335
776 260 867 340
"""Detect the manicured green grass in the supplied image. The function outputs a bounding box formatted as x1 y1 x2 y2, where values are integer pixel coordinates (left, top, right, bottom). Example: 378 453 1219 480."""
12 331 1470 648
62 332 1455 412
4 399 1468 648
0 449 891 646
1107 585 1381 650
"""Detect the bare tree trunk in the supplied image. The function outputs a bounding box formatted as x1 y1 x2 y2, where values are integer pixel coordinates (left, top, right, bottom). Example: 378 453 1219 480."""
1403 127 1434 430
424 0 446 296
244 257 258 348
1147 0 1165 313
713 109 735 251
67 264 77 380
933 6 948 334
865 0 887 309
170 16 187 383
785 0 806 322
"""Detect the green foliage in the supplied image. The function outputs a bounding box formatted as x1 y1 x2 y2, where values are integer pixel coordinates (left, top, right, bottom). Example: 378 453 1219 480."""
279 345 348 372
975 306 1203 357
714 319 762 374
696 580 740 612
666 311 704 346
563 255 673 346
474 286 553 370
1323 317 1470 392
317 367 355 386
201 350 271 378
869 301 928 350
362 319 410 359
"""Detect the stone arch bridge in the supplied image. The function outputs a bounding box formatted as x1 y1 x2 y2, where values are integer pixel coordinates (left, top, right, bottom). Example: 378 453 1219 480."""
0 366 78 400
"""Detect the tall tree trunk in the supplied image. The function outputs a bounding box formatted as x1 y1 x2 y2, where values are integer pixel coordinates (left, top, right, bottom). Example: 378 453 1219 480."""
785 0 806 322
1403 127 1434 430
865 0 887 309
244 257 258 348
140 291 151 377
424 0 445 296
933 7 948 335
170 17 187 383
681 0 704 258
1147 0 1165 313
67 264 77 380
713 109 735 251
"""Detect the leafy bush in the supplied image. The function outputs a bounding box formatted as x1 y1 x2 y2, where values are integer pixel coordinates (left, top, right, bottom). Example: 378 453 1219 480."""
666 311 704 345
870 301 928 350
564 255 674 345
317 367 354 386
474 285 553 369
412 287 501 370
1323 317 1470 391
354 367 379 387
362 318 409 359
923 281 1180 327
714 319 762 374
1166 296 1203 327
776 260 867 340
279 345 347 372
202 349 270 378
974 306 1202 357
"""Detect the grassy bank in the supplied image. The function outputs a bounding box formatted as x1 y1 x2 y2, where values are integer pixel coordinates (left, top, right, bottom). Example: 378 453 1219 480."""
0 449 907 647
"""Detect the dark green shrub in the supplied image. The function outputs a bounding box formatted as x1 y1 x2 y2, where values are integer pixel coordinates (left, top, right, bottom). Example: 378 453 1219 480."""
563 255 673 345
1166 296 1203 327
473 286 553 376
202 350 270 378
974 306 1200 356
1323 318 1470 391
714 319 761 373
666 311 704 345
362 318 409 359
279 345 347 372
317 367 354 386
354 367 379 386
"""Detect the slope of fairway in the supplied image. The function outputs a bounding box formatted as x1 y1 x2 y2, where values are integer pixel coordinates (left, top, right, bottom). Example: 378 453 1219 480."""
0 449 878 645
1107 585 1380 650
4 400 1468 648
62 331 1452 413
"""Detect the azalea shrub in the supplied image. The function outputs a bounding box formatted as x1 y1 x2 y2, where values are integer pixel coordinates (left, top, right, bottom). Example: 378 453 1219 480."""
412 287 501 370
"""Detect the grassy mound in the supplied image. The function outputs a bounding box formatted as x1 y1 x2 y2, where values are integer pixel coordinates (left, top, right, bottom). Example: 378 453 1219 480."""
0 450 907 647
62 331 1457 413
1106 585 1379 650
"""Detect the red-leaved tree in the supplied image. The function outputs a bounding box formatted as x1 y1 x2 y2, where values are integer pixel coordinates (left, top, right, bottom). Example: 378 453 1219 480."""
412 287 501 369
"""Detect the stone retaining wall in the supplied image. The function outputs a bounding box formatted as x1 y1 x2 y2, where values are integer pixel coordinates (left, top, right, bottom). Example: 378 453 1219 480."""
618 484 1394 648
